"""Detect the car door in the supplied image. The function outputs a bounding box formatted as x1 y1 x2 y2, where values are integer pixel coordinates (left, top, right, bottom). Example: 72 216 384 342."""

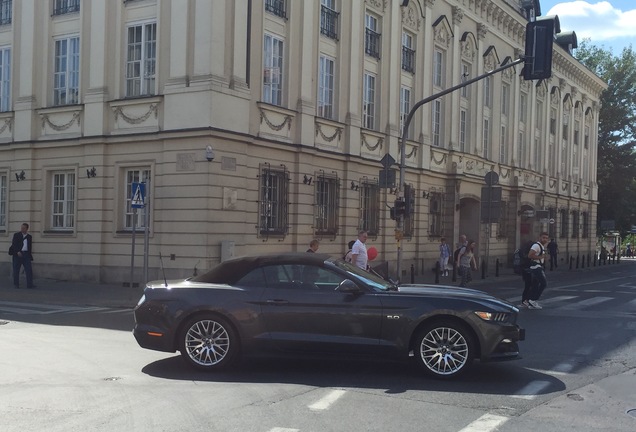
259 263 384 354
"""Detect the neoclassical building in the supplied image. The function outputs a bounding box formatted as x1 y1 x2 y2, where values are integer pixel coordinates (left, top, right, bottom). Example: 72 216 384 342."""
0 0 605 284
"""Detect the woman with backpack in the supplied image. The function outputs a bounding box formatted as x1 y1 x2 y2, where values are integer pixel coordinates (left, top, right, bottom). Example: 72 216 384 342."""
438 237 451 276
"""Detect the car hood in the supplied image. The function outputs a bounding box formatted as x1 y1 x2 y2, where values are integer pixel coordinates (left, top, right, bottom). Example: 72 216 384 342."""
397 284 516 310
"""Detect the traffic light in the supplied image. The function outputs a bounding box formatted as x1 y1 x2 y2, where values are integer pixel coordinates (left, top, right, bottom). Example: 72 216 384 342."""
390 206 397 220
523 16 560 80
394 198 406 218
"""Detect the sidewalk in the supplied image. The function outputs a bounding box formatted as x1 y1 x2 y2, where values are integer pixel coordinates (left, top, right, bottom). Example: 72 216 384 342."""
1 257 632 309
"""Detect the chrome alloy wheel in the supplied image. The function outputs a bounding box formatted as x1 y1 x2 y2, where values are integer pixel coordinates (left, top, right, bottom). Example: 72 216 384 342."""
419 326 469 376
184 319 231 367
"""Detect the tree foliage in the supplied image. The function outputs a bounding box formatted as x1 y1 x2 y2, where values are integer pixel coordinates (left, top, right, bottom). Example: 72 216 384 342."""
574 41 636 234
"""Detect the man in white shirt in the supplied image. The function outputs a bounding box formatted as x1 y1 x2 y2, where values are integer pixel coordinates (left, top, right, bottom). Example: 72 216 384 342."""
526 232 549 309
350 230 369 270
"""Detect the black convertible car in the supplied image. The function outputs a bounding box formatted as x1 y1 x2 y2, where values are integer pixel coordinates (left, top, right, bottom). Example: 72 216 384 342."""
133 253 524 378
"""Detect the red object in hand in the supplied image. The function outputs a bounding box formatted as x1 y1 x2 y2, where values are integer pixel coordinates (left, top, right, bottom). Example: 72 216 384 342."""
367 246 378 261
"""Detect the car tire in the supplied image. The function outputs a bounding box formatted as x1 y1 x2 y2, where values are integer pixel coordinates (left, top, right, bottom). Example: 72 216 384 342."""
179 315 239 371
413 320 474 379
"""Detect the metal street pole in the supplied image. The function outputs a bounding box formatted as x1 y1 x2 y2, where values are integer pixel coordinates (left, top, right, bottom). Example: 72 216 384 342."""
396 58 524 281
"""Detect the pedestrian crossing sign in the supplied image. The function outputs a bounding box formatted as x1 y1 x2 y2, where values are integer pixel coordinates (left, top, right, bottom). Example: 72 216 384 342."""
131 182 145 208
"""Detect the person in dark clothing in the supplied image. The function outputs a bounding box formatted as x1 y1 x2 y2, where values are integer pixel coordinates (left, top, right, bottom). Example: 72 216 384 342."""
306 239 319 253
547 238 558 270
10 223 35 289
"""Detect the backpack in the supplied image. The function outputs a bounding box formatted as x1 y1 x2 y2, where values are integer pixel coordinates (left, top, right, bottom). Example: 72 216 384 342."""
513 241 541 274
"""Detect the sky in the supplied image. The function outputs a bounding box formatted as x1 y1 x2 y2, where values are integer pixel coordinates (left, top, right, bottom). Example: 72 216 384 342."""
539 1 635 53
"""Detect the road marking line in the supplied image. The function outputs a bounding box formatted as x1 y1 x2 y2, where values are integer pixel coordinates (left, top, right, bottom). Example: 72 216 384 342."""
558 297 613 310
554 277 624 290
308 389 346 411
268 428 299 432
458 414 509 432
537 295 577 304
511 380 551 400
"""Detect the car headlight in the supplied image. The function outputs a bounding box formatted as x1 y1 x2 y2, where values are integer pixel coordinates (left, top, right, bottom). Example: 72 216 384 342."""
474 311 510 322
136 294 146 307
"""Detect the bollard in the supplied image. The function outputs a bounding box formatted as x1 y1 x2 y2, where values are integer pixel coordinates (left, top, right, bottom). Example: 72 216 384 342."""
576 255 580 269
481 260 486 279
495 258 500 277
411 264 415 284
582 254 585 268
593 253 597 266
434 262 439 284
452 264 457 282
569 256 574 270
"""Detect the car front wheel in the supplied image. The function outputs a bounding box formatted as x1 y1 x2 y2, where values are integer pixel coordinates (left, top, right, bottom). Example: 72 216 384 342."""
414 321 474 379
179 315 238 371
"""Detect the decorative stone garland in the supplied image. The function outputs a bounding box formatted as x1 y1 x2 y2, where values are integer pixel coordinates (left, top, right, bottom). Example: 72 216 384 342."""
42 111 81 131
315 123 342 142
113 104 158 125
361 134 383 151
259 108 292 131
0 118 12 134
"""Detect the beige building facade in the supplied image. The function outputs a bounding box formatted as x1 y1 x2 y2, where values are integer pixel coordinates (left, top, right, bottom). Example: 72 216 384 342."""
0 0 605 284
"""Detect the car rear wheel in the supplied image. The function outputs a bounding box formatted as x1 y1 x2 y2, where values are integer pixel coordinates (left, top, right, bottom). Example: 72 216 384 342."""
179 315 238 371
414 321 474 379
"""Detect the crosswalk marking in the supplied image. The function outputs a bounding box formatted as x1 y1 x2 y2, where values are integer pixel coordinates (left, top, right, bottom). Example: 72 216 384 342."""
558 296 614 310
458 414 509 432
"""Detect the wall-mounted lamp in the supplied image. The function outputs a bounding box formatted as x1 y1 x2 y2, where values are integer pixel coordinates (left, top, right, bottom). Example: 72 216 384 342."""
422 191 430 199
15 170 26 182
87 167 97 178
303 175 313 185
205 145 215 162
350 181 359 191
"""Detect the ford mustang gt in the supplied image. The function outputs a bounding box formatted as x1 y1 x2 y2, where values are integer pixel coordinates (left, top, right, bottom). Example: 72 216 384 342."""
133 253 524 378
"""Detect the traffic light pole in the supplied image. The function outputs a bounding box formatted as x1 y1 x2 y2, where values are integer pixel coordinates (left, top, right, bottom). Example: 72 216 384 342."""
395 57 524 281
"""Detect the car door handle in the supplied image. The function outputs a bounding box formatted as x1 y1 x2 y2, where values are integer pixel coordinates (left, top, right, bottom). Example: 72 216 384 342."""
266 299 289 305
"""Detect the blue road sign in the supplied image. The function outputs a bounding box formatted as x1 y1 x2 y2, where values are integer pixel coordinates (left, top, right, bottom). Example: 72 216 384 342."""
131 182 145 208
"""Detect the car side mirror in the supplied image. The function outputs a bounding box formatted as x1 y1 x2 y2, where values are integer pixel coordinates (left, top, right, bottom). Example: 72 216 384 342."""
336 279 362 294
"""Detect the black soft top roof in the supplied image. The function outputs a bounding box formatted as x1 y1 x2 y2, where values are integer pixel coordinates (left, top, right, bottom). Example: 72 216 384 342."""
190 252 335 284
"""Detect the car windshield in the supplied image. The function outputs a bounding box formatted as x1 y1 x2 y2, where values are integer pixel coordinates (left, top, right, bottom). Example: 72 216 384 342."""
331 259 396 291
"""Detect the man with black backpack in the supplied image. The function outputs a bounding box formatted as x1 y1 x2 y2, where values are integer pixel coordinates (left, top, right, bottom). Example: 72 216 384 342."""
519 232 550 309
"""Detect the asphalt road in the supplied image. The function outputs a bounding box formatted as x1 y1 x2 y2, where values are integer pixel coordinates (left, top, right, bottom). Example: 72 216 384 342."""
1 262 635 431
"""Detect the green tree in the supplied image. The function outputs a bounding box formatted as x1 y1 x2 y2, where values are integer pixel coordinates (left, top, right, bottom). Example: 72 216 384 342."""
574 41 636 234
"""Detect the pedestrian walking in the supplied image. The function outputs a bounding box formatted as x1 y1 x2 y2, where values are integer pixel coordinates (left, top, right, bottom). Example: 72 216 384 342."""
522 232 549 309
343 240 355 263
547 238 558 270
9 223 36 289
350 230 369 270
438 237 451 276
457 240 477 287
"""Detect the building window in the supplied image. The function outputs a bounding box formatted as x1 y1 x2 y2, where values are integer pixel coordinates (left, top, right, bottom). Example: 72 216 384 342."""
258 164 289 236
318 55 334 119
562 113 569 140
54 36 80 105
518 131 525 168
432 99 442 147
0 0 11 25
500 124 507 164
364 13 380 59
536 100 544 130
360 179 380 237
126 22 156 97
559 208 568 238
53 0 79 16
400 86 411 138
429 192 442 236
582 211 589 238
401 32 415 73
461 63 471 98
0 172 6 230
0 46 10 112
314 174 339 237
459 109 467 152
52 172 75 229
550 108 557 135
363 72 376 130
584 125 590 149
483 118 490 160
320 0 338 40
263 33 284 106
265 0 286 19
519 93 527 124
497 201 509 238
501 84 509 116
571 210 579 238
433 49 444 88
534 136 541 171
125 168 150 230
483 76 492 107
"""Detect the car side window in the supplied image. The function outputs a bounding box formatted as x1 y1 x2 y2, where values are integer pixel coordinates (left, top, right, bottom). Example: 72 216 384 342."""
235 268 266 287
